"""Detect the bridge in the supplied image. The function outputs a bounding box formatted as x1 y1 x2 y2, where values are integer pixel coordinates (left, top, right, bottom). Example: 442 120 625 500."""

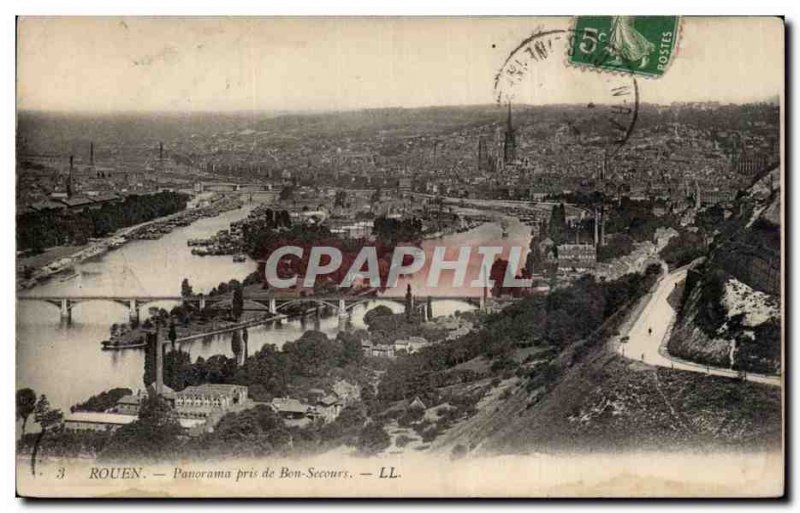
197 182 279 194
17 290 519 324
17 295 187 324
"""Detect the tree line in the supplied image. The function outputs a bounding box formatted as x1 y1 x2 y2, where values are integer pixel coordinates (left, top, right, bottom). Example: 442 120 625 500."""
17 191 189 252
376 265 662 406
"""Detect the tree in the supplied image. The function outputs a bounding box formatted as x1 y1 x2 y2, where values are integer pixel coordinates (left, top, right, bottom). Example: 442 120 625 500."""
548 203 568 244
16 388 37 436
232 283 244 320
198 405 291 457
320 405 367 444
239 345 291 397
489 258 510 297
31 395 64 476
334 190 347 208
363 305 394 329
168 322 177 351
338 331 365 366
356 421 390 455
17 191 188 252
99 395 182 462
181 278 193 298
279 185 295 202
71 388 132 414
242 327 249 360
163 349 193 391
659 229 707 268
282 331 341 377
231 330 243 364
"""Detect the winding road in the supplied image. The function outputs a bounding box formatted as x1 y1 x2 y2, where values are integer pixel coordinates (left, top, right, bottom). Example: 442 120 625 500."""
616 264 782 387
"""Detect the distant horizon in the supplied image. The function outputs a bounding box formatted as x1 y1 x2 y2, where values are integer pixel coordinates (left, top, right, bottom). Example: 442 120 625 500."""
16 97 782 117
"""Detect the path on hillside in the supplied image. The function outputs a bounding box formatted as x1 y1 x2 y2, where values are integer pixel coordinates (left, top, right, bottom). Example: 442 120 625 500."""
615 264 781 387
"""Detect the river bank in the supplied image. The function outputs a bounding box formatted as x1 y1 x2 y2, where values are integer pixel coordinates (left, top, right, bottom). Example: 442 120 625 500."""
16 195 243 291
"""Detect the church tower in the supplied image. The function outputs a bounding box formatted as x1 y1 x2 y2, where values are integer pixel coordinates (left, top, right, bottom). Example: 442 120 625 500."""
503 102 517 164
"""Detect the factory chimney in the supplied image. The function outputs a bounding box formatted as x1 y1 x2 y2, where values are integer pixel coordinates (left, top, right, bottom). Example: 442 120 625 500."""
159 142 164 161
405 284 413 322
67 155 74 198
155 336 164 396
89 142 94 166
599 206 605 246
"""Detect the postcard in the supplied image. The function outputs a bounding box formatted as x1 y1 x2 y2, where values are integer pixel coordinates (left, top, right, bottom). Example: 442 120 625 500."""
15 16 784 498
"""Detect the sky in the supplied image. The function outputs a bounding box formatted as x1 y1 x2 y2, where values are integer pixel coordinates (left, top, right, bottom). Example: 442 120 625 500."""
16 16 784 112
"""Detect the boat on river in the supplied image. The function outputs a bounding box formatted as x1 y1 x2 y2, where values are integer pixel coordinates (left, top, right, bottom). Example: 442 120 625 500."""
101 338 147 350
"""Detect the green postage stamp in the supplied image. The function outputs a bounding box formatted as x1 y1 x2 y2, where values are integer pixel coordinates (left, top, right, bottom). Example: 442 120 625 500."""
569 16 680 77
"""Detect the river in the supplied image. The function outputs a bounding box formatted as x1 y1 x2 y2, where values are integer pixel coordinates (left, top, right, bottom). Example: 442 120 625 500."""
16 201 532 413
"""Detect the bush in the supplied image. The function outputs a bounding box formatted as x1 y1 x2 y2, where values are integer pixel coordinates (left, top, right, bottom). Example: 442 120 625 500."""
526 361 561 393
323 406 367 445
395 435 414 448
420 426 441 443
397 404 426 428
356 422 391 455
451 444 468 460
363 306 395 329
660 229 707 268
71 388 133 413
597 234 635 262
490 353 517 373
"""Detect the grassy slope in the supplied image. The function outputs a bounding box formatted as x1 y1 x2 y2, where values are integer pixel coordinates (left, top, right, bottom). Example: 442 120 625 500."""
423 283 781 456
476 342 781 454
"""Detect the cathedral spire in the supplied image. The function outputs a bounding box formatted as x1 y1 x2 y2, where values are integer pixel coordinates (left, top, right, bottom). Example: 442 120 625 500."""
503 101 516 164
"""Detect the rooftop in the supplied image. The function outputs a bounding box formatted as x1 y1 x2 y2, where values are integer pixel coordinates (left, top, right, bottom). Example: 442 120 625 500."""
59 196 95 208
318 395 340 406
29 200 66 212
65 412 137 425
270 397 311 414
178 384 247 397
64 411 203 429
92 192 122 203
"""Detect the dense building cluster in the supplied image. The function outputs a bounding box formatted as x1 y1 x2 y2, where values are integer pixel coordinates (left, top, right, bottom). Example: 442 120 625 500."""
17 103 778 219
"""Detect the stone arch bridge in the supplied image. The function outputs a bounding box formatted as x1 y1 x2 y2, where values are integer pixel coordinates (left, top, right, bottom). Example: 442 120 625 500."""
17 290 517 324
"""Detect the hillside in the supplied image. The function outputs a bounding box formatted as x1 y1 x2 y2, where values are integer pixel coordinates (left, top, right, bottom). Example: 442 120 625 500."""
476 345 781 454
667 167 781 374
414 286 782 456
364 240 782 458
